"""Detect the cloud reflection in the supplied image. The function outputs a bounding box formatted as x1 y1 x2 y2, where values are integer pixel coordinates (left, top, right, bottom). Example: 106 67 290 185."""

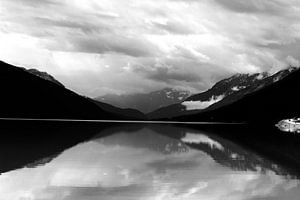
0 126 299 200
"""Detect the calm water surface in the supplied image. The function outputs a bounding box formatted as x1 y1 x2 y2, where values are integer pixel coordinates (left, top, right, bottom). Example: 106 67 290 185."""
0 123 300 200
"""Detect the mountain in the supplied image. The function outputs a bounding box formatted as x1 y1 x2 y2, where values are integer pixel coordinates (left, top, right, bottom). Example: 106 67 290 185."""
148 67 298 120
27 68 145 119
96 88 191 113
173 67 300 123
90 99 146 120
0 61 144 120
25 68 64 87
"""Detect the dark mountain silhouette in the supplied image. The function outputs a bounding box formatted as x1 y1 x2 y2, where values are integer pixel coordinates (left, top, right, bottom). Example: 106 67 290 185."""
148 67 298 121
172 67 300 123
96 88 191 113
0 61 144 120
25 68 65 87
90 99 146 120
0 120 115 173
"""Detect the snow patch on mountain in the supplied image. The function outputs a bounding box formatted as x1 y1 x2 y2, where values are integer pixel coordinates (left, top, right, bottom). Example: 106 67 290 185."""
232 86 246 91
232 86 239 91
182 95 224 110
256 74 265 80
178 96 184 100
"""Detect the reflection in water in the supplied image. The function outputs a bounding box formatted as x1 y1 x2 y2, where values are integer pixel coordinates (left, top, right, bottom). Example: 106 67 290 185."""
276 119 300 133
182 133 224 150
0 125 300 200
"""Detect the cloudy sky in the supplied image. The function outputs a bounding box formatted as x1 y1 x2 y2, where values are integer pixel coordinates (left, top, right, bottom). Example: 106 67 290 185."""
1 0 300 97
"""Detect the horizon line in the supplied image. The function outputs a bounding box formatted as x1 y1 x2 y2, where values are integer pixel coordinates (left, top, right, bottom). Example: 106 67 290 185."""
0 118 244 125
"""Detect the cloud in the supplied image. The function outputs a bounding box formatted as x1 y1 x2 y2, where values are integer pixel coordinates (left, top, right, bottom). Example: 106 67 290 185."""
152 20 195 35
212 0 289 15
138 65 203 83
33 17 102 34
1 0 300 96
69 36 160 57
3 0 61 7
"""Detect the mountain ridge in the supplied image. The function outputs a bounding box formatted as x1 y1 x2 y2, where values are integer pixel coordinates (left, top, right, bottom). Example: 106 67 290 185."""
173 67 300 123
0 60 145 120
148 67 298 121
25 68 65 87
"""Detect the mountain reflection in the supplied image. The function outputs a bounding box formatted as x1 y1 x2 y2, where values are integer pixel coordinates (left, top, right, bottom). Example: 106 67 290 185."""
0 124 299 200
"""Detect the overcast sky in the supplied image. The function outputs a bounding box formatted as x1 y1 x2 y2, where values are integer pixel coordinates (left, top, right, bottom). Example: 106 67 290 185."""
1 0 300 97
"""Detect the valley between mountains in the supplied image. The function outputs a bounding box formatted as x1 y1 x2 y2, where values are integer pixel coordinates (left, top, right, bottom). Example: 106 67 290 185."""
1 60 299 124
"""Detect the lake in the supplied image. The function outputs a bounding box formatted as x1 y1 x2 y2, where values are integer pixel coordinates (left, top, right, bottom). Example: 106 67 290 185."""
0 120 300 200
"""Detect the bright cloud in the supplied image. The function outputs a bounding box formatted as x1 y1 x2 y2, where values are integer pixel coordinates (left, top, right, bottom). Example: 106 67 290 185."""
1 0 300 97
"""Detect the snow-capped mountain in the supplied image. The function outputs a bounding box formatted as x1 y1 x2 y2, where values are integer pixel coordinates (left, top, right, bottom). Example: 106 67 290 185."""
96 88 191 113
148 67 298 120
